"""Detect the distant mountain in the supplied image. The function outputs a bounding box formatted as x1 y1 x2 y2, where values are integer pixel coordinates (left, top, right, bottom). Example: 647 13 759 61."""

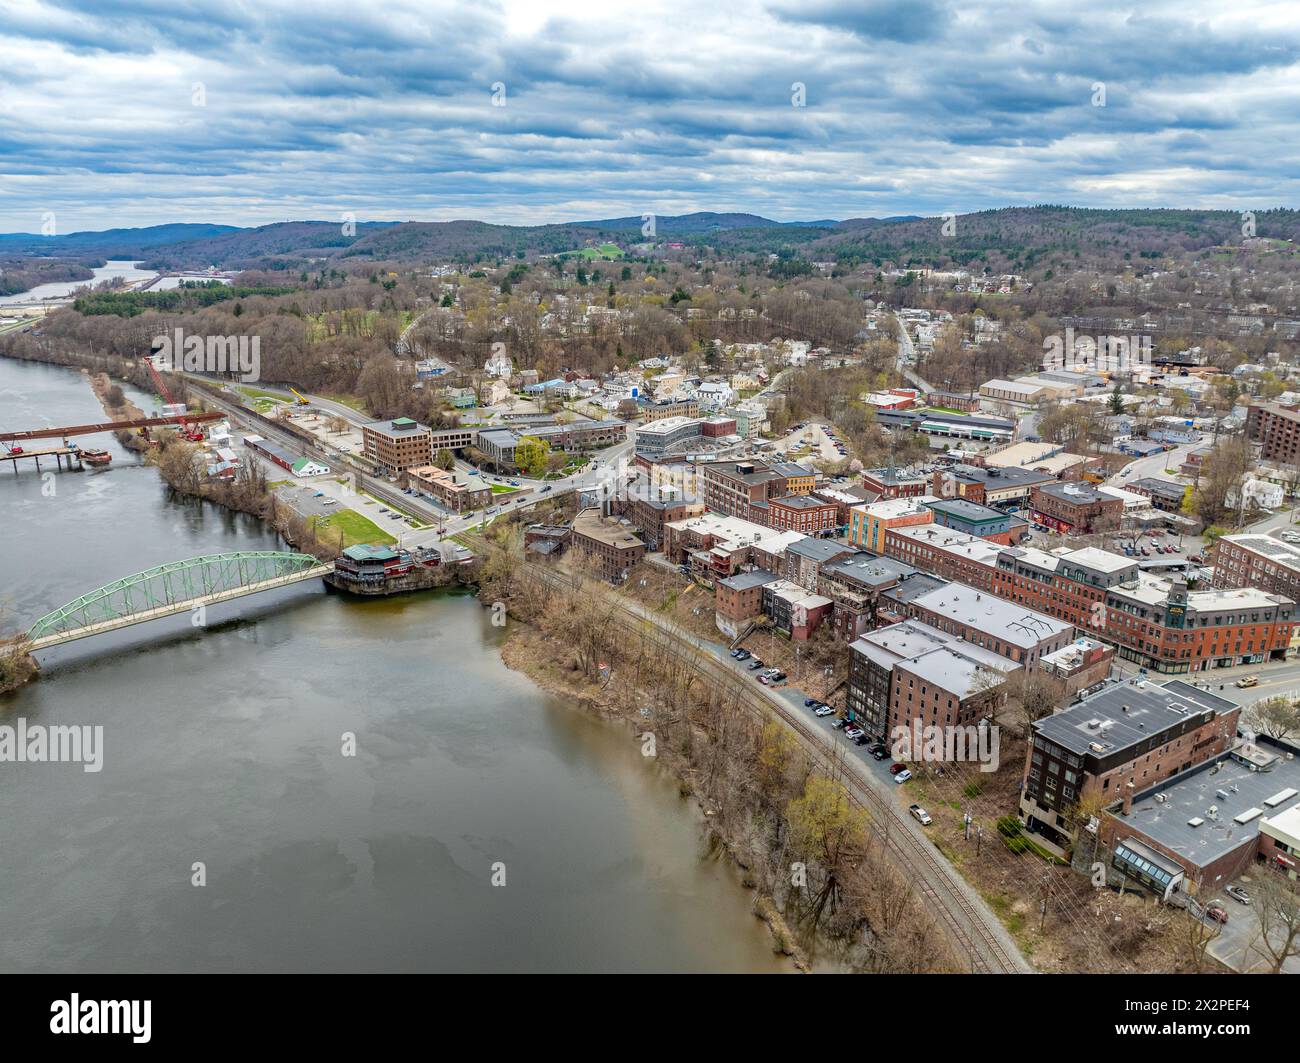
2 207 1295 276
0 223 241 257
139 220 399 270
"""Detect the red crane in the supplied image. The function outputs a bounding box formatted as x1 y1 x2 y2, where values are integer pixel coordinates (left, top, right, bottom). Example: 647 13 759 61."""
142 358 205 441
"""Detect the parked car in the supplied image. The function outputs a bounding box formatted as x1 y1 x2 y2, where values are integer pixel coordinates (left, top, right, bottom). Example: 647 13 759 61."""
870 746 890 760
909 804 933 825
1225 884 1251 905
832 717 848 729
804 697 818 706
852 734 870 746
1189 554 1205 564
889 762 909 775
814 705 835 717
894 769 913 784
735 649 751 661
747 659 764 671
1205 902 1229 924
843 727 864 740
322 498 338 506
769 671 787 683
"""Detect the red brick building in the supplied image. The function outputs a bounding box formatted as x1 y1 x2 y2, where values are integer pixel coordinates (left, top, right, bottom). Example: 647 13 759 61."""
1029 481 1123 535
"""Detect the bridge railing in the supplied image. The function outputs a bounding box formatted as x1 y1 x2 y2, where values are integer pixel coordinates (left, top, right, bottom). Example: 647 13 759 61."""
28 551 324 641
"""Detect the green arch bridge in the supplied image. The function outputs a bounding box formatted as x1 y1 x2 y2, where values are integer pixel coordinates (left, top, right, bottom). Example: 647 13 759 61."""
26 551 332 651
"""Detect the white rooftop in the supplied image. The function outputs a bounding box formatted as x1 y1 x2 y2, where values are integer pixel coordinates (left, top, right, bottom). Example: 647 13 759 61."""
890 524 1006 564
911 583 1072 648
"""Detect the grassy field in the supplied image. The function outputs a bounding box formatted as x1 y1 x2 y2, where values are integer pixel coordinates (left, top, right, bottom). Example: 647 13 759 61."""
561 243 624 260
315 509 396 547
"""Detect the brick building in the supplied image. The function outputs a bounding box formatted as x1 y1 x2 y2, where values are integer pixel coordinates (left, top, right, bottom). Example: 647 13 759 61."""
758 494 839 535
1029 481 1124 535
848 496 934 552
699 458 815 520
861 467 929 499
882 525 1005 590
362 417 434 474
714 569 780 638
406 465 491 513
1246 401 1300 465
570 508 646 582
1211 533 1300 603
1019 679 1240 858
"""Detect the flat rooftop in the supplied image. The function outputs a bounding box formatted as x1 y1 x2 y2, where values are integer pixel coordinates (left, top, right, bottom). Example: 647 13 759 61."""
851 619 956 670
910 583 1072 648
1122 738 1300 872
718 569 779 592
572 508 644 550
1035 678 1237 758
889 524 1007 564
898 641 1021 698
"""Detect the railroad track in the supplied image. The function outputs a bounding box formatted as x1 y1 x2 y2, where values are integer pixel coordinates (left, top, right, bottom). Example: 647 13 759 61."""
484 546 1029 973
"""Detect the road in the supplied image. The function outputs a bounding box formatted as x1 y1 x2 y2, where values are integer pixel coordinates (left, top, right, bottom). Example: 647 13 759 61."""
191 378 639 554
505 555 1033 974
1106 440 1200 488
893 313 934 396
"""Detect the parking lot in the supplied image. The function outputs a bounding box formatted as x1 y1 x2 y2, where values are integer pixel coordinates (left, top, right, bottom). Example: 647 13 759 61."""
1204 875 1300 973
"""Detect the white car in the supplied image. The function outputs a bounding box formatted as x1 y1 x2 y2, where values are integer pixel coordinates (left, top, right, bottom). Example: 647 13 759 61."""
909 804 932 825
843 726 865 740
894 769 913 784
321 498 338 506
814 705 835 718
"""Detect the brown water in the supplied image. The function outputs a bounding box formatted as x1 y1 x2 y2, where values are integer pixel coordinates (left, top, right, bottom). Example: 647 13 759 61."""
0 357 788 972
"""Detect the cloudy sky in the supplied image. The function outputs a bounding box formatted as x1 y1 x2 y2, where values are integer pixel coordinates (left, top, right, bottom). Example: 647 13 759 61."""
1 0 1298 233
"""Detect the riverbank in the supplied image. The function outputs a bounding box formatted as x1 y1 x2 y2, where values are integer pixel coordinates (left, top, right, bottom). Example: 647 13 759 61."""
499 623 812 972
484 547 964 974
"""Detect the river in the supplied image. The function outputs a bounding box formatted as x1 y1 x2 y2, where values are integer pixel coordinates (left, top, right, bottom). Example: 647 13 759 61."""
0 356 787 972
0 260 159 308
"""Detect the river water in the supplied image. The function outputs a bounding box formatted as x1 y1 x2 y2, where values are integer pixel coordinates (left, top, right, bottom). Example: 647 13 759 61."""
0 357 785 972
0 260 158 307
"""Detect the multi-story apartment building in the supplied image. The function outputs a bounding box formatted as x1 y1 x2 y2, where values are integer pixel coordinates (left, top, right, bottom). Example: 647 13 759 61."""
1246 401 1300 464
993 546 1295 673
699 459 814 519
714 569 780 638
861 467 929 499
1019 679 1240 857
898 583 1075 670
613 493 705 551
642 398 700 422
816 553 916 640
847 620 1020 742
776 538 852 593
1211 533 1300 603
362 417 434 474
927 497 1025 544
757 494 839 535
883 525 1005 590
634 416 702 455
570 508 646 582
848 496 934 552
762 580 834 640
1029 481 1124 535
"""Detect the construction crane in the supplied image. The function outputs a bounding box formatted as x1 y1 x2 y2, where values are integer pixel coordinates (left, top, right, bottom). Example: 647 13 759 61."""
141 358 205 441
289 387 311 406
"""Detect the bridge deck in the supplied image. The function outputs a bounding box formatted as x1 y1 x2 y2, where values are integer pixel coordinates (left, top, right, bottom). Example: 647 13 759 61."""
28 565 331 650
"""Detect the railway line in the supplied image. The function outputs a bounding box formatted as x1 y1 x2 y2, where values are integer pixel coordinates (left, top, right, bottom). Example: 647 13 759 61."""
486 547 1031 973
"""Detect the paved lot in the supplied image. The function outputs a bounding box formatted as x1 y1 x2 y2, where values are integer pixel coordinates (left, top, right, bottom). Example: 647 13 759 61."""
1205 876 1300 973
